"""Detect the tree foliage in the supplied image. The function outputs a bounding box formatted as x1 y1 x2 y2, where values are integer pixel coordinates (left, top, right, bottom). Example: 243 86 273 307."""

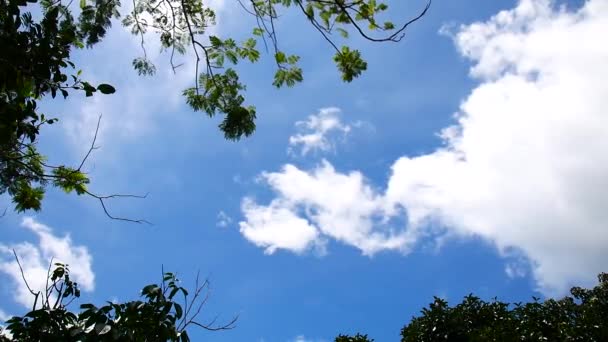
0 0 430 215
401 273 608 341
0 0 139 219
338 272 608 342
0 260 235 341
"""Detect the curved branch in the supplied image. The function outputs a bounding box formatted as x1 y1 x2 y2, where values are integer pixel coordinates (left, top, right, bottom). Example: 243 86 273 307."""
335 0 431 43
295 0 341 54
12 250 41 311
83 189 151 224
77 114 102 171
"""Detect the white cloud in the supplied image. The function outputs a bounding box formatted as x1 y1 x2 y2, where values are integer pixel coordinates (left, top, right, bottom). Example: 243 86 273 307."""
0 309 10 340
239 0 608 295
61 29 196 154
216 210 233 228
0 309 9 322
0 218 95 308
290 335 327 342
240 162 412 256
240 198 322 255
60 0 228 154
288 107 354 156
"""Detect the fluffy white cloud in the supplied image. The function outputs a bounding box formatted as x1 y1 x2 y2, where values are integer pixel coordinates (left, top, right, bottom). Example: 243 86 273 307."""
239 0 608 295
288 107 354 156
240 162 412 256
240 198 322 254
0 218 95 308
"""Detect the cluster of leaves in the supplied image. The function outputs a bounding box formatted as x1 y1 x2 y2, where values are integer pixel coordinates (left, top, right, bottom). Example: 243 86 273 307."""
399 272 608 341
124 0 430 140
335 273 608 342
0 262 235 341
1 0 429 214
0 0 117 212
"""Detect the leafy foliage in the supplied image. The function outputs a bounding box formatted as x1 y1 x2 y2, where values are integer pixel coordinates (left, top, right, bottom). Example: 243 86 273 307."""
0 0 118 213
140 0 430 140
333 46 367 82
0 0 430 213
400 273 608 341
0 263 235 341
334 273 608 342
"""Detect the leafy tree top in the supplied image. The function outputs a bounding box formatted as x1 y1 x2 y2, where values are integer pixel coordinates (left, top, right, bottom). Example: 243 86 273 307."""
400 273 608 342
0 259 235 341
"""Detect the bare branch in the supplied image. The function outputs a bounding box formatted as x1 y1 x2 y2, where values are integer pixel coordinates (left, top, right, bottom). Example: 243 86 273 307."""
131 0 150 63
77 114 102 171
44 256 55 308
12 250 41 311
295 0 341 54
84 189 152 224
190 315 238 331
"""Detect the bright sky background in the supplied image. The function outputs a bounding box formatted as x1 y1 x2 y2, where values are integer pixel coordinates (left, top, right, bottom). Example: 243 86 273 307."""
1 0 607 340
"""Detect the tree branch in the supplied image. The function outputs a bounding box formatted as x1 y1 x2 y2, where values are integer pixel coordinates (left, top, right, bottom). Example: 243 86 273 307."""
12 250 41 311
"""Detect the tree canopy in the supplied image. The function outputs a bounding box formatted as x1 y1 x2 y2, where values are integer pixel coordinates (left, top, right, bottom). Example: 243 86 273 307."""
0 262 235 341
5 270 606 341
0 0 430 216
337 273 608 342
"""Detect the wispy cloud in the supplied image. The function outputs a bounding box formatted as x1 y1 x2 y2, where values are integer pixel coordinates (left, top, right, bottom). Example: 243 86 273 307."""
59 0 228 156
0 309 9 322
239 0 608 296
0 218 95 308
216 211 233 228
290 335 327 342
288 107 356 156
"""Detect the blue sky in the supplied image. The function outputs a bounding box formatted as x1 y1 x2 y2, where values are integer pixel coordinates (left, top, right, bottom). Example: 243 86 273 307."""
1 0 607 340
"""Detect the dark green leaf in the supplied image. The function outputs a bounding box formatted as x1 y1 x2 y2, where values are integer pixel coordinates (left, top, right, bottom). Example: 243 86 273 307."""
96 84 115 94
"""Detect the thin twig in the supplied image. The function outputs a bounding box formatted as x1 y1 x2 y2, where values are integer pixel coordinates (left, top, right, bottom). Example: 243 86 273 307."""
45 256 55 308
335 0 431 42
77 114 102 171
12 250 40 310
83 189 152 224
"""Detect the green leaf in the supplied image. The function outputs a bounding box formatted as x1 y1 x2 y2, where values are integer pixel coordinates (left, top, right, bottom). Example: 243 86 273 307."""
13 182 45 212
97 84 116 94
275 51 286 64
95 323 111 335
333 46 367 82
226 50 238 64
175 303 183 319
219 106 257 140
52 167 90 194
209 35 222 47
